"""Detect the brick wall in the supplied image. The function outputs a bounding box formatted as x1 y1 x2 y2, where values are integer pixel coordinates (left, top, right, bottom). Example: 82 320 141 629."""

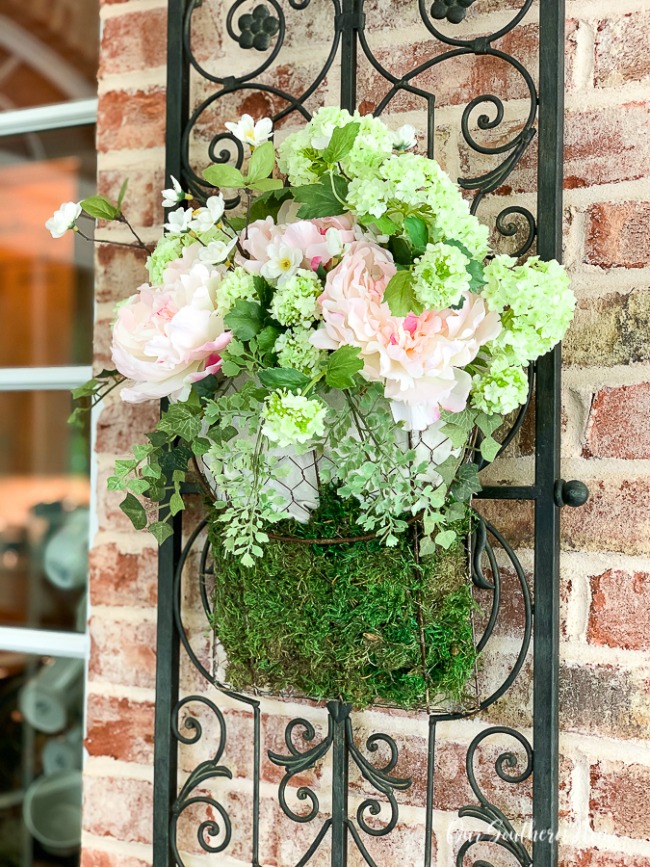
83 0 650 864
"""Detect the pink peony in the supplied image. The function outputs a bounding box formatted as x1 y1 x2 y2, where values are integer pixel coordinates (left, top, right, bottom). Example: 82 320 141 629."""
112 261 232 403
312 240 501 430
239 213 358 276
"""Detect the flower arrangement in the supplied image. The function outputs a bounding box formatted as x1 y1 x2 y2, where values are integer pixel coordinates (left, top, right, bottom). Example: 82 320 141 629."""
53 108 575 707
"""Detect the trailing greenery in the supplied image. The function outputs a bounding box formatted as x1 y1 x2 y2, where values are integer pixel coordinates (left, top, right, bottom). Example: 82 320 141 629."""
208 488 477 709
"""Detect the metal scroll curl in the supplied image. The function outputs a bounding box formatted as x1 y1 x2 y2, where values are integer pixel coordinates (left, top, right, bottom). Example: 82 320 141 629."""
455 727 534 866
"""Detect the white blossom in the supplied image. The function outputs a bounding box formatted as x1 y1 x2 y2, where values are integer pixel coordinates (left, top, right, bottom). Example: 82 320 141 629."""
198 236 238 265
45 201 82 238
164 206 193 235
260 242 302 285
161 176 189 209
225 114 273 148
392 124 418 152
190 195 226 234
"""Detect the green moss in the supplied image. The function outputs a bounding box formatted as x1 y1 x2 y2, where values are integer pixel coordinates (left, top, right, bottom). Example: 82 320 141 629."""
208 488 477 710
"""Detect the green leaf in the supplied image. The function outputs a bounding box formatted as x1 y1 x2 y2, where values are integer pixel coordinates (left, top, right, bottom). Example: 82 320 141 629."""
203 163 245 189
246 141 275 183
149 521 174 545
404 215 428 254
419 535 437 557
258 367 311 390
451 464 483 501
157 405 202 442
107 475 127 491
467 258 486 291
169 491 185 516
257 324 281 353
80 195 119 221
435 529 457 550
192 437 211 456
71 378 99 399
249 187 292 222
247 177 284 192
434 455 458 487
445 238 473 260
117 178 129 210
389 236 414 267
227 216 247 232
127 478 150 495
292 174 348 219
224 299 265 341
479 435 501 462
443 424 471 449
254 275 273 310
119 493 147 530
383 271 422 317
440 407 477 432
475 411 502 437
321 122 360 164
221 360 242 378
325 345 364 389
362 214 400 236
133 443 154 461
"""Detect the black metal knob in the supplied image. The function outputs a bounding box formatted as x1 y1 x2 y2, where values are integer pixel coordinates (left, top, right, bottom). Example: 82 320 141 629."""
554 479 589 508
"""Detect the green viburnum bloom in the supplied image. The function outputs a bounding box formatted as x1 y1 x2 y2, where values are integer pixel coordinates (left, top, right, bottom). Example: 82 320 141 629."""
261 390 328 448
146 235 183 285
471 359 529 415
412 242 471 310
274 328 326 376
277 107 394 186
270 269 322 327
215 266 257 314
482 255 575 365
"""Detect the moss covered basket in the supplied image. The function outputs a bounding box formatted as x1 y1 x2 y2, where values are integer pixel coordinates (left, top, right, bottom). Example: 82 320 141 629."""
208 488 477 710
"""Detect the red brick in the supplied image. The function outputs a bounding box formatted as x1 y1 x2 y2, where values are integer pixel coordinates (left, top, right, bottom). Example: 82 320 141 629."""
564 102 650 189
88 612 157 689
561 478 650 555
98 165 165 229
585 202 650 269
595 13 650 88
97 88 166 153
585 383 650 460
99 9 168 78
86 693 155 764
83 775 153 845
590 760 650 840
473 499 535 549
95 397 161 456
560 849 650 867
89 540 157 607
560 663 650 740
95 242 149 305
81 851 151 867
588 569 650 651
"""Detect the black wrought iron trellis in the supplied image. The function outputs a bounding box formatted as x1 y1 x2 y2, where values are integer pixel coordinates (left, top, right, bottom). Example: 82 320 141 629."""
153 1 589 864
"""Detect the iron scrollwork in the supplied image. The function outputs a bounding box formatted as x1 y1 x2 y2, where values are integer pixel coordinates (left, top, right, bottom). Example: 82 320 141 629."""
154 0 573 864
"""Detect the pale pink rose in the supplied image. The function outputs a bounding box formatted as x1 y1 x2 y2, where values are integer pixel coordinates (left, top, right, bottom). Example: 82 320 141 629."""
240 216 278 273
112 261 232 404
161 242 203 285
312 241 501 429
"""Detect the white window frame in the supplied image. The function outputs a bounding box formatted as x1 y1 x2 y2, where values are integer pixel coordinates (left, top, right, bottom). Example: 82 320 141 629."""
0 98 98 661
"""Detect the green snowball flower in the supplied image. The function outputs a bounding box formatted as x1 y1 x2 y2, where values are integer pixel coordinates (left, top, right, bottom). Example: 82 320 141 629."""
261 390 328 448
471 360 529 415
146 236 182 285
482 255 575 365
274 328 326 376
270 269 322 327
412 242 471 310
216 266 257 314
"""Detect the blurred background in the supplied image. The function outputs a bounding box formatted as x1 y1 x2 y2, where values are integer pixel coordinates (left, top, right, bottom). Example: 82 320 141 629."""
0 1 99 863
